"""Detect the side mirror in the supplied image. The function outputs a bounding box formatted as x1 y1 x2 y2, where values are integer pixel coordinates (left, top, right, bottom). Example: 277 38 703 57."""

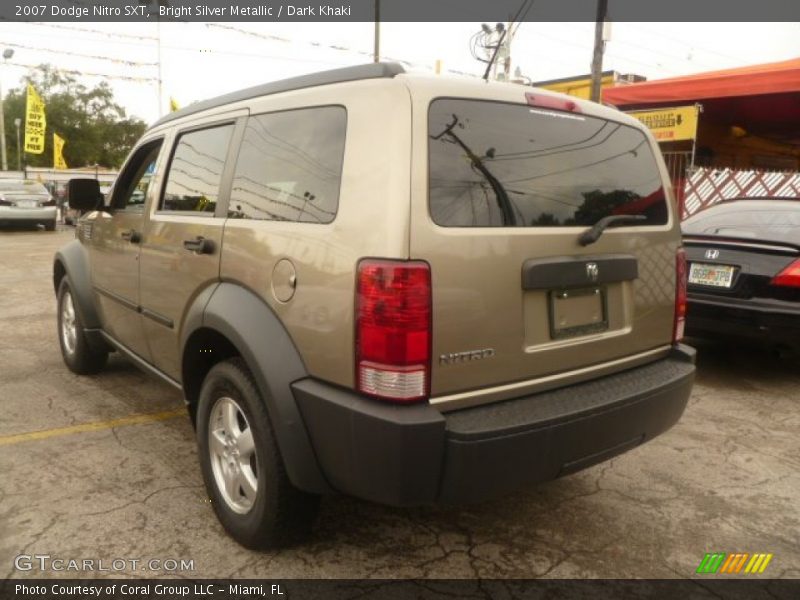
67 179 104 211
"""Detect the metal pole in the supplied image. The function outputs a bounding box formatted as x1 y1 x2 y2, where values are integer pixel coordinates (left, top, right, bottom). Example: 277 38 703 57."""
590 0 608 103
373 0 380 63
0 76 6 171
14 118 21 171
157 18 163 117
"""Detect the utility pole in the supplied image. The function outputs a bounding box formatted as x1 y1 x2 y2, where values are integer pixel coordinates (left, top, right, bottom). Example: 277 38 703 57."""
590 0 609 103
373 0 380 62
156 17 163 117
0 73 6 171
0 48 14 171
14 118 21 171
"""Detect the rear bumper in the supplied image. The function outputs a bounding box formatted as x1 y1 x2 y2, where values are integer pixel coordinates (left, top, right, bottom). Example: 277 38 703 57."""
293 345 695 506
687 295 800 350
0 207 57 224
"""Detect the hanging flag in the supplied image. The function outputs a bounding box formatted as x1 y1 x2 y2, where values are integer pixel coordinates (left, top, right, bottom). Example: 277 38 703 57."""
53 133 68 169
169 96 180 112
24 84 46 154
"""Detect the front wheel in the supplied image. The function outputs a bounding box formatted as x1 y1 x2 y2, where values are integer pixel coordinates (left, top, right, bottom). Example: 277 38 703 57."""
196 358 319 549
57 278 108 374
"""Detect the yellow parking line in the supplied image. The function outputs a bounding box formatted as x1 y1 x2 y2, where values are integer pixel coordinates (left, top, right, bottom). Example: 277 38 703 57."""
0 408 187 446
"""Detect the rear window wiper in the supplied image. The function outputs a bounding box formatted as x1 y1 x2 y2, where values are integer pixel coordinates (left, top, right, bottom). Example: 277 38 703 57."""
431 114 517 226
578 214 647 246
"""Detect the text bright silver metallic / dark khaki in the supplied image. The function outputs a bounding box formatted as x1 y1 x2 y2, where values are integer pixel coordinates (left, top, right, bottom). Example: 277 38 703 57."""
53 63 695 549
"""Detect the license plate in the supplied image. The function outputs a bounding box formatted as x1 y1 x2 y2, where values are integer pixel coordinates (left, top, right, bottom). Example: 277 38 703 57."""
549 287 608 339
16 200 37 208
688 262 735 288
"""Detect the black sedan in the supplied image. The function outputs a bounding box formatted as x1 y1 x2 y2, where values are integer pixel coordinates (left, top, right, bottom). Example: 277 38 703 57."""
682 198 800 354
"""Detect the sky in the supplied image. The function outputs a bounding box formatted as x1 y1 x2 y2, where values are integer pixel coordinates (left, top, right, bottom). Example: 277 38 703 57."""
0 21 797 125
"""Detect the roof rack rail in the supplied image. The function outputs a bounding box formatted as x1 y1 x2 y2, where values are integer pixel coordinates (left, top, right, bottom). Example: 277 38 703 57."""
152 62 406 128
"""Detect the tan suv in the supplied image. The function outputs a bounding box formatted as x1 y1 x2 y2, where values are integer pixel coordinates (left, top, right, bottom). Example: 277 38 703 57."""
54 63 695 549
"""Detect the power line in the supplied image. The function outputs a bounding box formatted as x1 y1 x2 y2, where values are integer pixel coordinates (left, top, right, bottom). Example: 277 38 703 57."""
2 41 158 68
630 23 750 64
27 21 158 41
5 61 158 83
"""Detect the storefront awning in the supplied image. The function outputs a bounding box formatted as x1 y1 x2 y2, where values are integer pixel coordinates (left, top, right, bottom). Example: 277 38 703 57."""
603 58 800 107
603 59 800 147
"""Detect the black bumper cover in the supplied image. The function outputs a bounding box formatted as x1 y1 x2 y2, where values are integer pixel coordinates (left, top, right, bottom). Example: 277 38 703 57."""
293 345 695 506
687 296 800 350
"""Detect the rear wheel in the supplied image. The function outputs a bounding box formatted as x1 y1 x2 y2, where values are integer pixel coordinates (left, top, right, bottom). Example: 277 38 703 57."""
196 358 319 549
57 278 108 374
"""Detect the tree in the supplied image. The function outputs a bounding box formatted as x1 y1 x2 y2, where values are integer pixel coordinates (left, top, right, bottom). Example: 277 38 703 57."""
3 64 147 169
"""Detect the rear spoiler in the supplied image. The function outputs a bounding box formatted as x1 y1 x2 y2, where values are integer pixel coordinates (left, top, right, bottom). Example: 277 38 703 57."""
682 234 800 255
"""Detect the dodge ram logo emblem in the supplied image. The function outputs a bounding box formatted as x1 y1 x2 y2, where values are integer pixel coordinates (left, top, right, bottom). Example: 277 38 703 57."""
586 262 599 282
705 249 720 259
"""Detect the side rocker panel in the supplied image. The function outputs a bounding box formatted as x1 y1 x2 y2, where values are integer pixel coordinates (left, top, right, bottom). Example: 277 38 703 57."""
198 283 332 495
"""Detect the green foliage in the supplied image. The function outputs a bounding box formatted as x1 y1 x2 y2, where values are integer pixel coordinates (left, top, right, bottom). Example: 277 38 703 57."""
3 64 147 169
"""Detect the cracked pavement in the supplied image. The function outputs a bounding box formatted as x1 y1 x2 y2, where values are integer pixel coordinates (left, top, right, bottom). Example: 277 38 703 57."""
1 229 798 579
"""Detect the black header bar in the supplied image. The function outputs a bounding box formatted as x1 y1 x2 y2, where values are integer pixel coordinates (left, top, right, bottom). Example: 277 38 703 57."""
5 0 800 23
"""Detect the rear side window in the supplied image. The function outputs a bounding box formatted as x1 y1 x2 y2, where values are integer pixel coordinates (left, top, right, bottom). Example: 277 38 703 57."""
428 99 668 228
228 106 346 223
160 124 234 213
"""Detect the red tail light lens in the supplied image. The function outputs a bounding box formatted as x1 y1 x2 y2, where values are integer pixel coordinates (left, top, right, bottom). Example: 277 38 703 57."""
770 258 800 288
674 248 687 343
525 92 582 113
356 259 431 403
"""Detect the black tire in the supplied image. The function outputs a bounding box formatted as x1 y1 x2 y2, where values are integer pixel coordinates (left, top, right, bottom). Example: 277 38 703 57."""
196 358 319 549
45 220 56 231
57 278 108 374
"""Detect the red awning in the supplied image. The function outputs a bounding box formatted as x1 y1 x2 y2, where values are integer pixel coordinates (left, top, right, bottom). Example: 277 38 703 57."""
603 58 800 107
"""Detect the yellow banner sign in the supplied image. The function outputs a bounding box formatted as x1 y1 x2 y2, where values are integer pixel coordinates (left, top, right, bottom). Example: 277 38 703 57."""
628 105 699 142
53 133 68 169
24 84 46 155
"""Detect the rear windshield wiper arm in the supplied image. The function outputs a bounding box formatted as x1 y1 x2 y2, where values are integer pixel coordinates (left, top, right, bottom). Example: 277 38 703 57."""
578 214 647 246
432 114 517 226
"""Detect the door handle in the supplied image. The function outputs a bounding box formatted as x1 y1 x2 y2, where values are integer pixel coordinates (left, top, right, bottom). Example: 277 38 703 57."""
120 229 141 244
183 236 215 255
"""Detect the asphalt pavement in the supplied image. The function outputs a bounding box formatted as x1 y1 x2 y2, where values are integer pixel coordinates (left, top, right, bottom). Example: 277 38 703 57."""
1 228 798 579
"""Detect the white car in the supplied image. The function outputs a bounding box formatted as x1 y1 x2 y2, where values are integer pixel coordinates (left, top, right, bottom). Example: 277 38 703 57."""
0 180 57 231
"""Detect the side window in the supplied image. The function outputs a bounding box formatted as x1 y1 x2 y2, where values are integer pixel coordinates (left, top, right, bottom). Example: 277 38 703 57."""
229 106 346 223
160 124 234 214
111 140 163 212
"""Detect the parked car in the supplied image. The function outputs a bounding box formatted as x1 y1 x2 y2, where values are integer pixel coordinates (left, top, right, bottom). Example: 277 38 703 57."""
53 63 695 549
682 197 800 354
0 179 57 230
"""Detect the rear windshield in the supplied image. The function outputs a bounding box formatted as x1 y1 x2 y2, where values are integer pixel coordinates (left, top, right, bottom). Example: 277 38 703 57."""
428 98 668 228
0 181 48 195
682 200 800 243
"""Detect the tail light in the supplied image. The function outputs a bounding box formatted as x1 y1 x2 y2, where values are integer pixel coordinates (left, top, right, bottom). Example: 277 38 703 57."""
673 248 687 343
770 258 800 287
42 198 57 207
525 92 582 113
356 259 431 403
